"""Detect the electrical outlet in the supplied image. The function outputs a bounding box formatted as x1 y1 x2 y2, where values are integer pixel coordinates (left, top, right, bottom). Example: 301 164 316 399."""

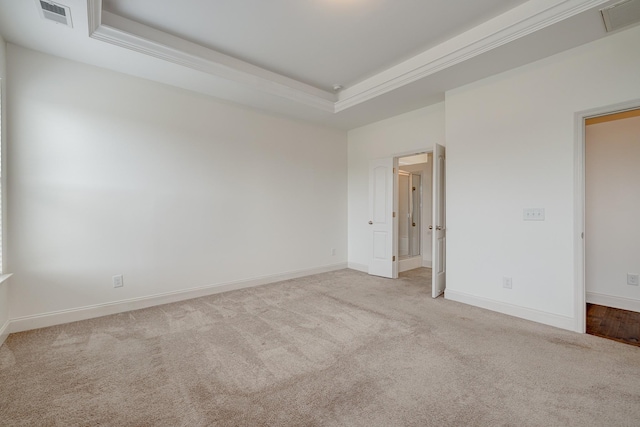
503 277 512 289
113 275 124 288
331 248 336 256
628 274 639 286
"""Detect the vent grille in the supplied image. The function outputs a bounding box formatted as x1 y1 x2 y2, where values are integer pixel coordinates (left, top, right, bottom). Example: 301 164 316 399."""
40 1 65 16
36 0 72 27
601 0 640 32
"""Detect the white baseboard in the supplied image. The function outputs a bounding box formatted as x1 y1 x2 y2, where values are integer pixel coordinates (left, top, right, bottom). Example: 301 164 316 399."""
586 292 640 313
399 256 423 273
8 263 348 334
445 289 576 332
349 260 432 274
0 319 9 348
347 262 368 273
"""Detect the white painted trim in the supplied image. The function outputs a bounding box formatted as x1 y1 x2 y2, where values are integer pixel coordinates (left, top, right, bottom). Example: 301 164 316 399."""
587 292 640 313
8 263 347 334
0 274 11 347
0 319 9 348
574 109 587 333
574 99 640 333
399 256 422 273
87 0 101 34
87 1 336 112
86 0 610 114
445 289 575 331
336 0 611 112
348 262 368 273
422 259 432 268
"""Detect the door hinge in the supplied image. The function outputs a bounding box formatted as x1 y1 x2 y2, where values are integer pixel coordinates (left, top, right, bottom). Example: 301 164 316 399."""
393 212 396 218
392 256 396 261
393 168 396 174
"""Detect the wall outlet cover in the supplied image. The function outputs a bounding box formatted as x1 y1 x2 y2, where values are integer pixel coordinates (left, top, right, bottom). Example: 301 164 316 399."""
113 275 124 288
628 274 639 286
523 208 545 221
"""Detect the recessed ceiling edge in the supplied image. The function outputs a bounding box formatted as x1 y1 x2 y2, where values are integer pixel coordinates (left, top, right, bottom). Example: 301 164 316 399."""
86 0 612 115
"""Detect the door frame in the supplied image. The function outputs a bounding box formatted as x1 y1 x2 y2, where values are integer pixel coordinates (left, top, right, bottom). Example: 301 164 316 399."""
574 99 640 333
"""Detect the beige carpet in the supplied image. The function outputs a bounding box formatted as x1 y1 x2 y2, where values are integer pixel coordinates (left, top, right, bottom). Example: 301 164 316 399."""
1 268 639 426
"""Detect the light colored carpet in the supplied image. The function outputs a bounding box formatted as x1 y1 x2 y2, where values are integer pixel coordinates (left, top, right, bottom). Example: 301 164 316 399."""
1 268 639 426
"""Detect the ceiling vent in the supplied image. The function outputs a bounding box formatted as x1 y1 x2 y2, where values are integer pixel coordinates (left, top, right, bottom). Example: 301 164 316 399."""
601 0 640 32
36 0 73 28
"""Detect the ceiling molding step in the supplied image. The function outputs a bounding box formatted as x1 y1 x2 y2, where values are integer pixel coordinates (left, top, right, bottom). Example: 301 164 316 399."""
86 0 609 115
86 0 336 113
335 0 611 112
87 0 101 34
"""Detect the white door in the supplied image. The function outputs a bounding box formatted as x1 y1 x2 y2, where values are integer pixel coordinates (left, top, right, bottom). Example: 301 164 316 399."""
432 144 446 298
368 157 397 278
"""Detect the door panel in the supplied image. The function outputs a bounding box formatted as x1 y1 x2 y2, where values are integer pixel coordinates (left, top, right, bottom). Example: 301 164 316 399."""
432 144 446 298
369 158 396 278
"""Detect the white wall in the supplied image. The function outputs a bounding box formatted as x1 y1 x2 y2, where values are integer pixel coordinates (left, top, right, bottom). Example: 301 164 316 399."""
586 116 640 312
6 45 347 330
347 103 445 271
0 34 9 345
445 25 640 330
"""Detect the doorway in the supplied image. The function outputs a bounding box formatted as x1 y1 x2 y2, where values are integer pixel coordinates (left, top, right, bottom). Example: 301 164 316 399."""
583 107 640 344
367 144 446 299
575 101 640 334
397 153 431 273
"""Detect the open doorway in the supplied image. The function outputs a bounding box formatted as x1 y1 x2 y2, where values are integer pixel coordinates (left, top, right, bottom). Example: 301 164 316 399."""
583 107 640 346
367 144 446 298
397 153 432 273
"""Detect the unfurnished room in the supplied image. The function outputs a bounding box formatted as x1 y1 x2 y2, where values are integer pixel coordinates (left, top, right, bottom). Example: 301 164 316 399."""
1 0 640 425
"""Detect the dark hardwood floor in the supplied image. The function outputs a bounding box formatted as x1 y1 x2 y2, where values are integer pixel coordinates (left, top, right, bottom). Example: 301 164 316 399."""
587 304 640 347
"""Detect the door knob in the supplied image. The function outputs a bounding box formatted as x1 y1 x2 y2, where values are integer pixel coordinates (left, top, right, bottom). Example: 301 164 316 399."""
412 222 416 227
436 226 443 230
428 225 433 230
368 221 373 225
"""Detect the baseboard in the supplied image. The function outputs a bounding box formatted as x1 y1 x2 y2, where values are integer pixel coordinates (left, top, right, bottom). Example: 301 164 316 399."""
586 292 640 313
0 319 9 348
9 262 348 334
399 256 423 273
348 260 431 273
347 262 368 273
445 289 576 331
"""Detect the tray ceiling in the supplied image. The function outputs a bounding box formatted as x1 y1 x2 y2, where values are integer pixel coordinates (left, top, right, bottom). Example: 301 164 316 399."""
0 0 628 128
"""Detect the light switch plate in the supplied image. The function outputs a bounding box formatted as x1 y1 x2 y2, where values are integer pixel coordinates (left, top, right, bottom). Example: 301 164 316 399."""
628 274 639 286
523 208 545 221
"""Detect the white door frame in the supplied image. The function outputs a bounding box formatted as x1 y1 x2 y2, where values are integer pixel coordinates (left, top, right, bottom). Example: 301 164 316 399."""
573 99 640 333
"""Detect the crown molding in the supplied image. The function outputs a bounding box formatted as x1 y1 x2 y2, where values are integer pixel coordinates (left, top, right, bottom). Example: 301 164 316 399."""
87 0 336 113
87 0 609 115
335 0 611 112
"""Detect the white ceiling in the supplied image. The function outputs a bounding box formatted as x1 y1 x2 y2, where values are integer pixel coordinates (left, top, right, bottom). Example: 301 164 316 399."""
0 0 630 129
102 0 528 91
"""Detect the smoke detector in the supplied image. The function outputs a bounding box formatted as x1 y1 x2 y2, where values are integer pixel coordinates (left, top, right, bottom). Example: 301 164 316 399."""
36 0 73 28
601 0 640 32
